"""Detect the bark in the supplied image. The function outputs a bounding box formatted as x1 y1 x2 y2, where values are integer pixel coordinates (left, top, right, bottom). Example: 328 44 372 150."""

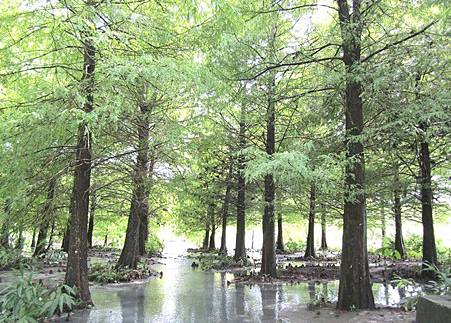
234 105 246 261
46 220 55 251
393 165 406 259
202 223 210 250
31 228 36 250
418 122 437 271
64 38 95 305
209 222 216 250
220 160 233 254
380 204 386 247
103 234 108 247
320 213 328 250
0 223 9 249
276 213 284 252
336 0 374 310
261 74 276 277
62 185 75 252
34 179 56 257
87 189 96 249
138 157 154 256
304 184 316 259
16 229 24 251
61 224 70 252
117 92 150 269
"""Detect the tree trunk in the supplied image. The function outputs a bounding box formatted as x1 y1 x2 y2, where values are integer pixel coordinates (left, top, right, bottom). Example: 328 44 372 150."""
234 105 246 261
103 234 108 247
380 204 386 248
336 0 374 310
418 122 437 271
46 220 55 251
261 75 276 277
87 189 96 249
1 201 11 249
30 228 36 250
276 213 284 252
34 179 56 257
209 222 216 250
16 229 24 251
64 38 95 305
304 184 316 259
203 223 210 250
118 90 150 269
393 164 406 259
220 160 233 254
62 186 75 252
320 213 328 250
139 156 154 256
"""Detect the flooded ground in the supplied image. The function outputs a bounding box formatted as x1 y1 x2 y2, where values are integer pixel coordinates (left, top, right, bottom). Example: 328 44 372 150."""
62 256 414 323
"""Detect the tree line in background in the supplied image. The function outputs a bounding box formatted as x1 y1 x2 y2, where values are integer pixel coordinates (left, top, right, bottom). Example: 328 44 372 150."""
0 0 449 311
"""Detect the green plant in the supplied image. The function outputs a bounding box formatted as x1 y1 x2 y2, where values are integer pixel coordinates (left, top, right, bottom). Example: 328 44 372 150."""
404 234 423 259
191 252 251 270
375 237 401 260
0 248 32 270
285 239 305 254
88 262 152 283
145 233 164 255
0 270 75 322
393 263 451 310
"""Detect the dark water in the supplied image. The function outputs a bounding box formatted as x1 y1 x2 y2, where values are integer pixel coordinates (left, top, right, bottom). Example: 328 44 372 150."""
66 257 407 323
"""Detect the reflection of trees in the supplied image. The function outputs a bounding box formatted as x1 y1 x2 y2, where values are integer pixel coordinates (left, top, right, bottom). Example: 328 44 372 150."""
235 283 245 316
308 281 316 303
220 272 228 321
260 285 277 322
117 284 145 323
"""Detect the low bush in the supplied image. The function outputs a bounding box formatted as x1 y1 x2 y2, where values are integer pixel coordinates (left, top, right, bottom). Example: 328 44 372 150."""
191 252 252 270
393 263 451 310
373 237 401 260
145 233 164 255
284 239 305 254
88 261 154 283
0 248 32 270
0 270 75 322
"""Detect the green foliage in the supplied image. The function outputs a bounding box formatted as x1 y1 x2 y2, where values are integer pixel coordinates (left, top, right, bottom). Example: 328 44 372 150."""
189 252 252 270
0 270 75 322
373 238 401 260
0 248 32 271
404 234 423 259
284 239 306 254
88 262 152 283
145 234 164 255
394 263 451 310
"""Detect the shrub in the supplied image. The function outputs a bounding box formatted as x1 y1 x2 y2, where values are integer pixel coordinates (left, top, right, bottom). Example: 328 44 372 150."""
191 252 251 270
374 237 401 260
88 262 153 283
0 248 32 270
404 234 422 259
0 270 75 322
393 263 451 310
145 233 164 255
284 239 305 253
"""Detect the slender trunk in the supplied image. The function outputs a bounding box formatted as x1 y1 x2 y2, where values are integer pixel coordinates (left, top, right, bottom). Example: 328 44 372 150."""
87 189 96 249
16 229 24 251
418 122 437 271
139 157 154 256
380 204 386 248
336 0 374 310
62 186 75 252
118 91 150 269
203 223 210 250
276 213 284 252
220 161 233 254
64 38 95 305
1 201 11 249
46 220 55 251
209 222 216 250
320 213 328 250
103 234 108 247
393 165 406 259
304 184 316 259
261 74 276 277
34 179 56 257
30 228 36 250
234 105 246 260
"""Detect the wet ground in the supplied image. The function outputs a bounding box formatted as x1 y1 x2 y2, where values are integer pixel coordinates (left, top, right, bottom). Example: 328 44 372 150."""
60 256 414 323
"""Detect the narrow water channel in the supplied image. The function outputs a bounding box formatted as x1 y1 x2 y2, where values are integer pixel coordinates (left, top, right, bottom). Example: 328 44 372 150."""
66 255 407 323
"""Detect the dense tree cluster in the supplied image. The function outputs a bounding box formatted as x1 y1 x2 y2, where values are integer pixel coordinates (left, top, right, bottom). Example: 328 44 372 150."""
0 0 449 310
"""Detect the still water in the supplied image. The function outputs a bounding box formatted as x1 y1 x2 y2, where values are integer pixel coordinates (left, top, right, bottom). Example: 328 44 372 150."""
67 256 405 323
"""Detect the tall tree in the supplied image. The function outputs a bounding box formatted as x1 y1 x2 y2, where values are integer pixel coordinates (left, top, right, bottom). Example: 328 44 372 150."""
336 0 374 310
